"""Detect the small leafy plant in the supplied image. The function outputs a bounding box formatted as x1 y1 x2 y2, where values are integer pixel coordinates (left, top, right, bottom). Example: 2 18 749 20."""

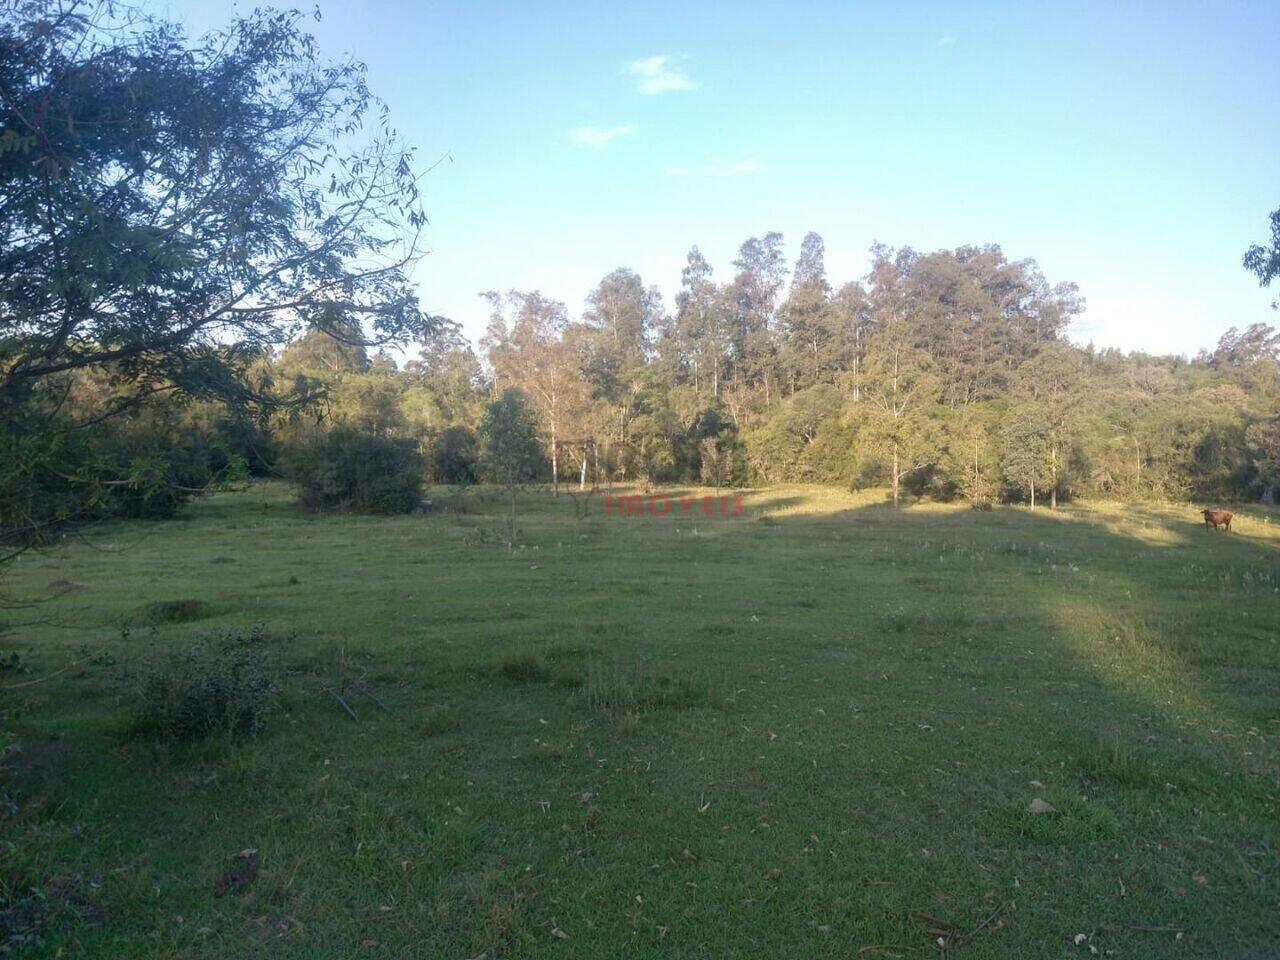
131 631 279 741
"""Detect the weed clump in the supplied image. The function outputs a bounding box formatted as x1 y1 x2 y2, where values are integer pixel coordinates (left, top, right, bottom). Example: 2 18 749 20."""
130 631 278 741
497 649 549 683
139 598 215 625
418 705 463 736
1082 734 1166 790
584 660 702 715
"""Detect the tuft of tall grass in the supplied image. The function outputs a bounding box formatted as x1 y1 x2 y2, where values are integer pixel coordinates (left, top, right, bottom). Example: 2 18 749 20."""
1084 735 1148 786
496 649 549 683
582 660 703 715
418 705 463 737
138 598 216 625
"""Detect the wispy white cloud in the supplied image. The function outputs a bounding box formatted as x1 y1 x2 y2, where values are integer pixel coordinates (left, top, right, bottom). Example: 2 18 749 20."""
665 159 761 178
570 123 639 148
625 55 697 95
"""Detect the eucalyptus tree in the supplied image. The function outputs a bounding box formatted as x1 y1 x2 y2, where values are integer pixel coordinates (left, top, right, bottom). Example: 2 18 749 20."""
1244 208 1280 308
479 388 545 552
1018 341 1089 507
779 231 833 392
1002 408 1053 508
859 325 941 507
672 247 727 398
728 232 787 402
827 281 874 399
481 291 589 493
581 269 664 446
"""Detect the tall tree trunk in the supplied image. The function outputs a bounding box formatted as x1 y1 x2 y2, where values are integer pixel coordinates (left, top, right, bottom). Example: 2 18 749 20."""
972 449 981 507
1050 444 1058 509
579 454 586 490
892 444 900 508
1030 480 1036 510
551 429 558 497
852 329 861 402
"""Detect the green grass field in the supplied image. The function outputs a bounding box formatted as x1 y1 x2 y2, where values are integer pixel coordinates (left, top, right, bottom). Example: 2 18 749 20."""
2 483 1278 958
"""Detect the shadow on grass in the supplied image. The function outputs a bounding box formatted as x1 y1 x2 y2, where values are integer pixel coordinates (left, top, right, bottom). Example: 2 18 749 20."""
726 494 1277 770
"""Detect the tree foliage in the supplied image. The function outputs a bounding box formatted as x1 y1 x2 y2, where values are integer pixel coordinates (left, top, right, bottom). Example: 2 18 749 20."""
479 388 545 488
1244 208 1280 309
234 229 1280 513
281 427 424 514
0 0 436 417
0 0 438 543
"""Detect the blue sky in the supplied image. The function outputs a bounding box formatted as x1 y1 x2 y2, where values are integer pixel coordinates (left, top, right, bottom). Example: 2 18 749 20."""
165 0 1280 356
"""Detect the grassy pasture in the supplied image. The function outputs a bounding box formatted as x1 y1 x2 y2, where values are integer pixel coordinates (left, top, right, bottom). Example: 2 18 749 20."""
1 483 1278 958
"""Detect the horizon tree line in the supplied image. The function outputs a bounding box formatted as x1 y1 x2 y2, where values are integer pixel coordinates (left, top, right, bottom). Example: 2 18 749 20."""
267 229 1280 511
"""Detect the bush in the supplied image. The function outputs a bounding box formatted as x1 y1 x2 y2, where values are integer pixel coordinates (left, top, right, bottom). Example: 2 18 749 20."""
497 648 549 682
1 396 253 545
282 427 425 514
131 633 278 741
431 426 479 484
139 599 216 625
478 389 546 485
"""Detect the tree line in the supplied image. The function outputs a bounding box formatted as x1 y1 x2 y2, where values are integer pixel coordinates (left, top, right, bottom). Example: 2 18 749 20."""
262 235 1280 510
3 0 1280 547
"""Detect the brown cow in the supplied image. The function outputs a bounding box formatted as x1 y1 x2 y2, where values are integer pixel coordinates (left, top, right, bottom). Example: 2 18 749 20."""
1202 509 1233 532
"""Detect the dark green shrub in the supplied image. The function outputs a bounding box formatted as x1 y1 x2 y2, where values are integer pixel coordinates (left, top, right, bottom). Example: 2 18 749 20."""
417 705 463 737
131 634 278 741
99 406 251 519
282 427 425 514
478 389 547 485
430 426 479 484
139 599 216 625
1 396 252 545
497 648 549 682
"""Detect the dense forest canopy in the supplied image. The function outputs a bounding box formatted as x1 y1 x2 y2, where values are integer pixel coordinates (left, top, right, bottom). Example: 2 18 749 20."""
362 232 1279 509
2 0 1279 541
